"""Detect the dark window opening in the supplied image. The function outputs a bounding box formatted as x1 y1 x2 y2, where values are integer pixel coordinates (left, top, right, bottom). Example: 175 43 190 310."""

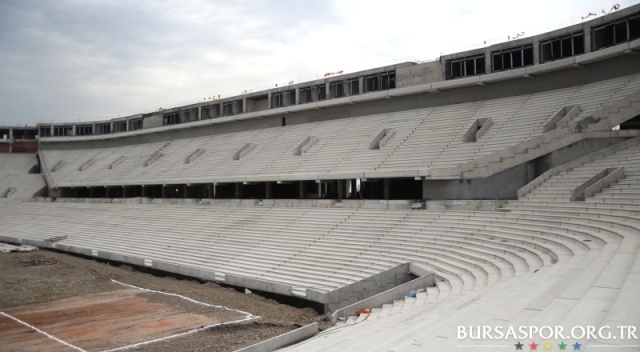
492 44 533 72
96 123 111 135
346 78 359 96
364 71 396 92
540 32 584 63
330 81 345 98
129 119 143 131
39 126 51 137
446 55 485 79
272 92 284 108
282 117 286 126
299 84 326 104
76 125 93 136
365 75 378 92
592 13 640 50
163 112 180 126
53 126 72 136
113 121 127 132
222 100 243 116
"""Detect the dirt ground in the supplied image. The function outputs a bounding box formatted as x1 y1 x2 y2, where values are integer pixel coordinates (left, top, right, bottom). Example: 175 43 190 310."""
0 249 328 352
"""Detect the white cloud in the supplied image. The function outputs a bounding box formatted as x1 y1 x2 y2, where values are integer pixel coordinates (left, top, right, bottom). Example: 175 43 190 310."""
0 0 637 125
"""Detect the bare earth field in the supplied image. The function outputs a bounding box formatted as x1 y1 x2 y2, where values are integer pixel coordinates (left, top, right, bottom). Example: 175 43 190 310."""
0 249 327 352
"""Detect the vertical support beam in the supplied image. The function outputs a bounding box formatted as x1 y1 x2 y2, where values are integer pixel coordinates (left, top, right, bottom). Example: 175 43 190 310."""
484 48 492 74
242 97 248 114
294 87 300 105
584 27 592 53
318 182 322 199
358 76 364 95
532 37 540 65
72 124 77 136
265 182 273 199
337 180 345 199
198 105 202 120
383 179 390 200
325 82 331 100
106 187 110 199
298 182 305 199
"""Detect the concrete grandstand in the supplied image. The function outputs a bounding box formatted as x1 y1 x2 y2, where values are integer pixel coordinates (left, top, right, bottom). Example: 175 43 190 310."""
1 5 640 351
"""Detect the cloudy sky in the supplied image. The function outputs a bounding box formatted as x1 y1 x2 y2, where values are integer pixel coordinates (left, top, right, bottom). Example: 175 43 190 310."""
1 0 637 126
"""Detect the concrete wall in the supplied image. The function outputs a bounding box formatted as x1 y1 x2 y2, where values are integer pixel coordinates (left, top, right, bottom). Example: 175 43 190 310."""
235 323 318 352
396 60 442 88
306 263 429 314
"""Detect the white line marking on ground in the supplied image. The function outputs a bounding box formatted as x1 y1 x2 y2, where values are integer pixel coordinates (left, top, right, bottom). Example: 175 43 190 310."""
0 311 88 352
100 279 260 352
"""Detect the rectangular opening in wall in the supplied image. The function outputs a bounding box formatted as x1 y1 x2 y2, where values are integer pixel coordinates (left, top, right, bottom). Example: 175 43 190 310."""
53 126 72 136
272 92 284 108
381 71 395 90
592 12 640 50
330 81 345 98
129 118 143 131
284 90 296 106
96 123 111 134
446 55 485 79
365 75 378 92
300 87 312 104
492 44 533 72
346 78 359 96
162 112 180 126
76 125 93 136
39 126 51 137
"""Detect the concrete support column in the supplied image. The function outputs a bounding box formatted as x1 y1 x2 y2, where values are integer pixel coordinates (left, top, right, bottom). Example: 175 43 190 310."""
298 182 305 199
265 182 273 199
584 28 592 53
212 183 217 198
325 83 331 99
337 180 345 199
532 38 540 65
242 98 248 113
358 77 364 94
383 179 390 200
72 124 77 136
197 106 202 121
235 183 244 199
294 88 300 105
318 182 322 199
485 48 493 74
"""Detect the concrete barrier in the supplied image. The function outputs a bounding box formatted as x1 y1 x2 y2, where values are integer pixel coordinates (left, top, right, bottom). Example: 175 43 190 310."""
226 274 293 296
328 263 434 323
571 167 624 201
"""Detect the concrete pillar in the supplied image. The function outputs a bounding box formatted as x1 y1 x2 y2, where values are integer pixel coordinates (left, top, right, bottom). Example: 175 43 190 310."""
212 183 217 198
532 38 540 65
485 48 493 74
294 88 300 105
383 179 390 200
242 98 248 113
325 82 331 100
358 77 364 94
50 125 54 136
298 182 305 199
72 124 77 136
318 182 322 199
197 105 202 120
584 28 592 53
337 180 345 199
267 92 272 109
265 182 273 199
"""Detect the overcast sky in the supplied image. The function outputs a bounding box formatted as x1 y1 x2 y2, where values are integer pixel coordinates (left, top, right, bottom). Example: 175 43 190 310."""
1 0 638 126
